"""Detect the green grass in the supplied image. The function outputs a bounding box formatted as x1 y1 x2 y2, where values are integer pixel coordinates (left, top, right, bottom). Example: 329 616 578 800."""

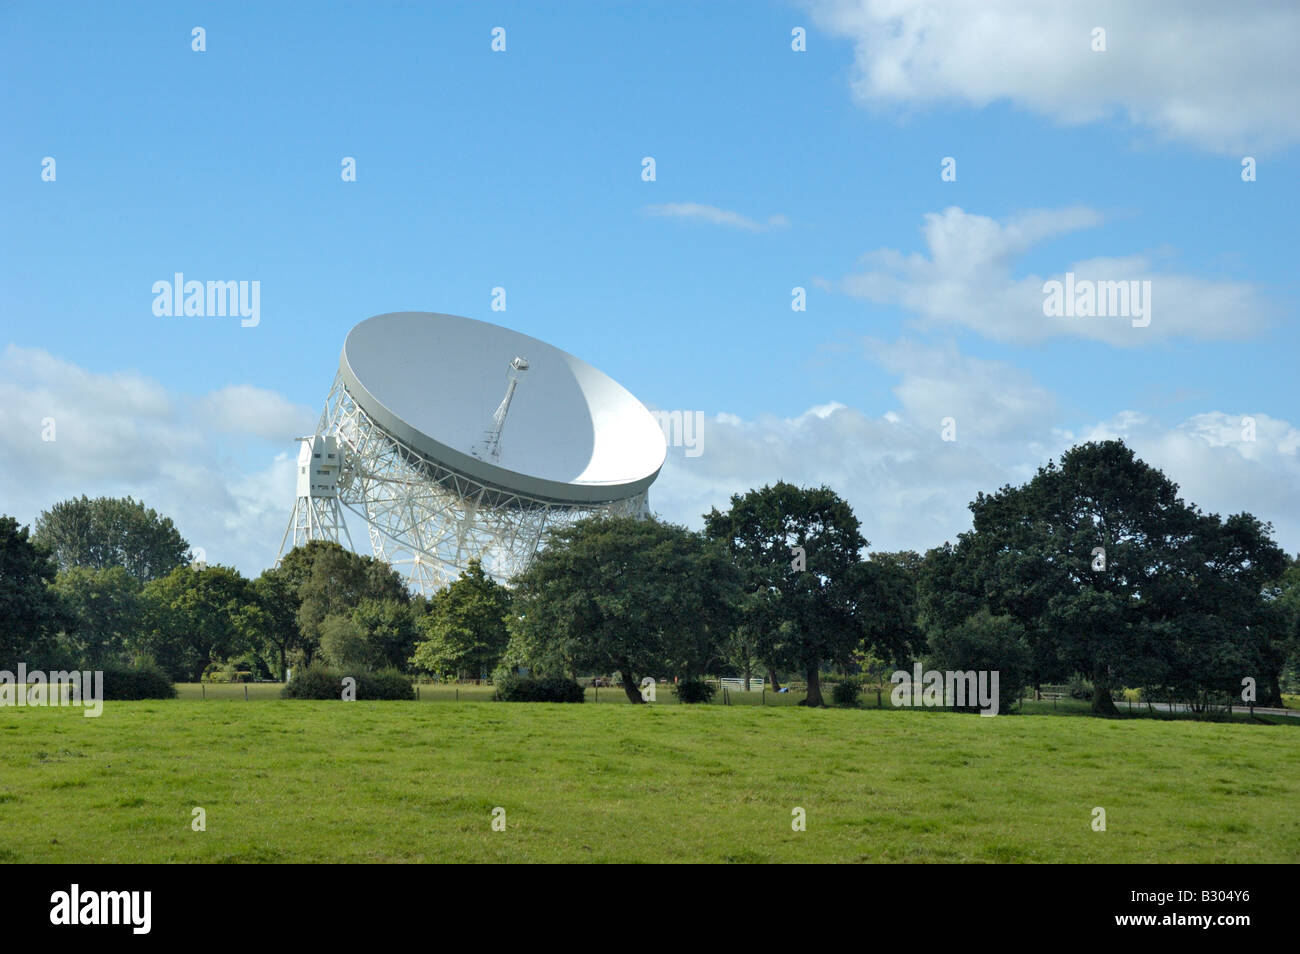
173 682 813 705
1 700 1297 863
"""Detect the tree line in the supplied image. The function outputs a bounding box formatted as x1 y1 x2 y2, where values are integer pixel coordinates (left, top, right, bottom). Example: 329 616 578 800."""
2 440 1298 713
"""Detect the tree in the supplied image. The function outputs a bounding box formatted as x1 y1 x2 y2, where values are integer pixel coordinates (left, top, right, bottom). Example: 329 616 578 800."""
51 566 142 667
1271 554 1300 691
411 559 511 680
249 568 300 679
859 551 927 666
291 543 409 666
351 597 421 671
318 614 372 670
704 482 866 707
509 516 739 703
137 565 264 680
0 516 65 667
34 496 190 582
930 440 1286 714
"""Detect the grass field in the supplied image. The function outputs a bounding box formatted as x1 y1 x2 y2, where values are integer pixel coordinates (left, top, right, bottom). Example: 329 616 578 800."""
2 699 1297 863
174 681 1297 720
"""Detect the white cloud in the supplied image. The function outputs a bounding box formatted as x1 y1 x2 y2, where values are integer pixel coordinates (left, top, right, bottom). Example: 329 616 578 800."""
5 345 1295 584
644 202 789 232
0 346 315 575
197 385 320 440
1079 410 1300 546
806 0 1300 154
867 338 1057 440
834 206 1268 345
650 342 1300 555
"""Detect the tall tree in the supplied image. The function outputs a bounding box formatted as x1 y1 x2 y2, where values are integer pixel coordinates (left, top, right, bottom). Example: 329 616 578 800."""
509 516 739 703
704 482 867 707
351 597 421 670
933 440 1286 714
137 565 263 680
859 551 927 667
0 516 65 667
34 496 190 582
292 543 409 666
411 559 511 680
51 566 142 667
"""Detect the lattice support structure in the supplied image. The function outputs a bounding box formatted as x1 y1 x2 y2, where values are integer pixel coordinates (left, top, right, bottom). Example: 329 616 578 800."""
279 434 354 555
281 495 355 552
284 373 648 593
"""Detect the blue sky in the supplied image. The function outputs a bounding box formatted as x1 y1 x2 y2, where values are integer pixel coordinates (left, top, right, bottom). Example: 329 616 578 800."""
2 1 1297 574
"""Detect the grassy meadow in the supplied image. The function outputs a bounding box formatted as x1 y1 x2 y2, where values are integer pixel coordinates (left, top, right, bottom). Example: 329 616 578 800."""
1 698 1297 863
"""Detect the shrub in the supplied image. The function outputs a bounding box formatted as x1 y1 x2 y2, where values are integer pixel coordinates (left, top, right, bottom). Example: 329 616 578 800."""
360 668 416 700
281 663 414 700
674 678 715 704
493 673 584 703
99 663 176 700
1067 674 1094 701
831 679 862 707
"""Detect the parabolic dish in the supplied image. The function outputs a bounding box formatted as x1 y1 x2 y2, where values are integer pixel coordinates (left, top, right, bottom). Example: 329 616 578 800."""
338 312 667 505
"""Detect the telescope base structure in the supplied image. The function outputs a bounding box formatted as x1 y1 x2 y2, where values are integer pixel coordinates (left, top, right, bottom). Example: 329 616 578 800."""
279 494 354 555
312 373 650 593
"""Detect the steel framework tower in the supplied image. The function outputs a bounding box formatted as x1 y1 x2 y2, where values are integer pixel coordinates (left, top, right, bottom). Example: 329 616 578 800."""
279 434 355 554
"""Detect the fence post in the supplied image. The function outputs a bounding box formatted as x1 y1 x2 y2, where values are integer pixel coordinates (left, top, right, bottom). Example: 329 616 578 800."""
201 683 205 700
456 687 459 702
762 688 766 706
244 685 248 701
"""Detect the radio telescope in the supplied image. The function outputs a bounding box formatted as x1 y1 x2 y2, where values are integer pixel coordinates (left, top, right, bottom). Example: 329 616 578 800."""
279 312 667 592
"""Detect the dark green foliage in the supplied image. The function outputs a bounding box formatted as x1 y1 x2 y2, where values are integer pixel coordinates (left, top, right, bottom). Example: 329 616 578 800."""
358 668 417 700
927 609 1031 714
289 542 410 668
831 678 862 707
280 662 414 700
137 564 264 681
508 516 739 704
0 516 65 667
493 673 585 703
51 566 142 668
917 440 1287 714
674 678 716 704
99 662 176 700
704 482 869 707
33 495 190 582
411 559 511 680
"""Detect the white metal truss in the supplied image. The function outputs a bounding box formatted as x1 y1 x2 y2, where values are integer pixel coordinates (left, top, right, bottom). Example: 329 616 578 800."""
279 494 355 554
284 372 647 593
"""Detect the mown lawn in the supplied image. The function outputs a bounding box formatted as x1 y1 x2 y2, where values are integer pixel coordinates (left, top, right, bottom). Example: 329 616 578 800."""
0 700 1296 863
